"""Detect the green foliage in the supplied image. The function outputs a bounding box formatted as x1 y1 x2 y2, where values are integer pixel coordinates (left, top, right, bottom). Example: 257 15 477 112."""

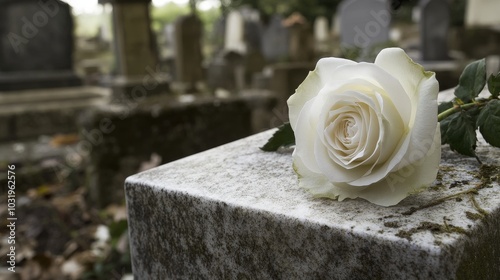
450 0 467 26
440 111 477 157
438 101 453 114
477 100 500 148
260 123 295 151
454 59 486 103
438 60 500 159
151 2 190 32
488 73 500 99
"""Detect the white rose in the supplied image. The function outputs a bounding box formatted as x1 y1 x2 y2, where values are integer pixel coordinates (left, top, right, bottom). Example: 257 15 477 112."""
288 48 441 206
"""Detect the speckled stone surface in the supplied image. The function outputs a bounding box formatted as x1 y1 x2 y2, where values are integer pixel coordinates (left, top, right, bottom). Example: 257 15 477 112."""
126 126 500 279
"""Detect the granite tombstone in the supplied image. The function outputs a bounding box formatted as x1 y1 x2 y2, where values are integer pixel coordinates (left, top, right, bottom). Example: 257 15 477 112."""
338 0 391 49
261 15 289 62
420 0 450 61
0 0 81 91
174 14 204 92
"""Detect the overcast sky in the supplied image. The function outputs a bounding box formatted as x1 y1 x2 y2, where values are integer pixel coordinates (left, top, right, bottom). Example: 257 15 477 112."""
62 0 219 14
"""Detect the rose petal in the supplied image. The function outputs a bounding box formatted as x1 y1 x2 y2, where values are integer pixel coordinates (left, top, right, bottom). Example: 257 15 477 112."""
375 48 439 163
288 57 356 130
320 63 412 126
293 97 322 174
353 124 441 206
288 71 322 131
305 124 441 206
293 152 334 198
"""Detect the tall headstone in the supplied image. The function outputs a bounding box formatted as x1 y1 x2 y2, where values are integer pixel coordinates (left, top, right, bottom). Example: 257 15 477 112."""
261 15 289 62
420 0 450 61
241 7 265 86
283 13 314 62
338 0 391 49
174 14 204 92
110 0 157 77
211 17 226 53
0 0 81 91
466 0 500 27
314 16 330 54
99 0 169 97
314 16 329 43
224 10 246 55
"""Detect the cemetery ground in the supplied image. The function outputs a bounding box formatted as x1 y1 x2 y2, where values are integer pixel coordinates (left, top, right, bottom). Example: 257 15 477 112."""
0 164 132 279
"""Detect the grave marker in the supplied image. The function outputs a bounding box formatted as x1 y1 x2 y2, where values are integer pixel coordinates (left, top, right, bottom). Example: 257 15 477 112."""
224 10 246 55
125 112 500 278
338 0 391 49
174 14 204 92
0 0 81 91
261 15 289 62
420 0 450 61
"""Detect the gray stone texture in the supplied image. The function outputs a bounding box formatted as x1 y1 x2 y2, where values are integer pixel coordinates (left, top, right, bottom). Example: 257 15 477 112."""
126 127 500 279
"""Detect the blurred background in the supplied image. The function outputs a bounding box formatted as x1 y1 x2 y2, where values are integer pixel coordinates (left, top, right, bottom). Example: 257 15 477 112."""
0 0 499 278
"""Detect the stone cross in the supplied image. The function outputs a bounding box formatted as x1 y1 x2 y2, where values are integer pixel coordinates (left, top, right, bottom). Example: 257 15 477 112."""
420 0 451 61
338 0 391 49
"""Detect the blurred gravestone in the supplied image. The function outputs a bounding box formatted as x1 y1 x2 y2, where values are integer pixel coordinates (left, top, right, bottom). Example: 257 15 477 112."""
241 7 265 86
174 14 204 92
420 0 450 61
338 0 391 49
466 0 500 27
211 17 226 53
162 23 176 76
314 16 330 54
224 10 246 55
261 15 289 62
0 0 81 91
241 7 262 53
283 12 314 62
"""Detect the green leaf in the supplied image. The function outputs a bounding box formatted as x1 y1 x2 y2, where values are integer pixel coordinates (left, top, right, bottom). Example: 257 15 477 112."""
260 123 295 151
438 101 453 114
477 99 500 148
440 111 457 144
454 59 486 103
488 73 500 98
441 111 477 157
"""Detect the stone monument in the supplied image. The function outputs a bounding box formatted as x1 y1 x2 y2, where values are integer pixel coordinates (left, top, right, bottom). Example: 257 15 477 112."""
338 0 391 50
420 0 450 61
0 0 81 91
174 14 204 92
